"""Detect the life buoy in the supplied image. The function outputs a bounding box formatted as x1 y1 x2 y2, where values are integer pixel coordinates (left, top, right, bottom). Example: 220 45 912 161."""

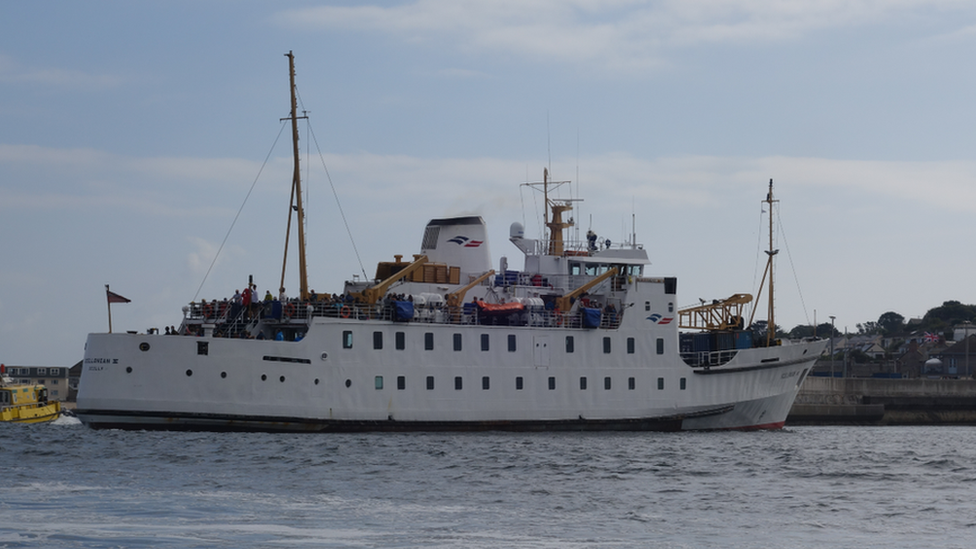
554 308 563 326
284 303 296 318
202 303 213 318
340 305 351 319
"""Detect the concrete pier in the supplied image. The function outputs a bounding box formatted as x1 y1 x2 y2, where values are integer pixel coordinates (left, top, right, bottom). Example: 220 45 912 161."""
789 377 976 425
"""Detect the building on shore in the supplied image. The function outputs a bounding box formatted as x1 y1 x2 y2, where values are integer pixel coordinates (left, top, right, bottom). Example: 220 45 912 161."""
1 364 70 401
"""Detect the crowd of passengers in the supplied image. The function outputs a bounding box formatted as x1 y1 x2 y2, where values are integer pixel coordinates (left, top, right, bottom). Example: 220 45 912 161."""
177 282 622 333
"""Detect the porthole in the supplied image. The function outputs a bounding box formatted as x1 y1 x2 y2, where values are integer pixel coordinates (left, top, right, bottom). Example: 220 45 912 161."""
185 369 193 377
220 371 227 379
126 366 133 374
139 342 150 352
279 376 286 383
314 378 320 385
321 352 328 361
345 379 351 388
261 374 268 381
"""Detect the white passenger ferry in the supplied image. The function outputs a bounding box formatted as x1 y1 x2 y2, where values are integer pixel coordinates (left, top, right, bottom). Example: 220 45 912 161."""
76 53 827 432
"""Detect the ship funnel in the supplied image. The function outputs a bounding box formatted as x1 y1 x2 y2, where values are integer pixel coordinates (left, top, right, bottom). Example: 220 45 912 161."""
420 216 492 276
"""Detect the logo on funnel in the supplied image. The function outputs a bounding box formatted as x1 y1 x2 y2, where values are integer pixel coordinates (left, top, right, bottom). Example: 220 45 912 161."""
448 236 483 248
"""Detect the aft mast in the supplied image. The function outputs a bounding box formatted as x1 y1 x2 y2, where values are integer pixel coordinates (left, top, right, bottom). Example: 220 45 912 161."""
765 180 778 344
280 51 309 301
747 179 779 345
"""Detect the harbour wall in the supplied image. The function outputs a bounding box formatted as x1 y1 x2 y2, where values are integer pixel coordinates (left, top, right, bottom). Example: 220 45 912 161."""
789 377 976 426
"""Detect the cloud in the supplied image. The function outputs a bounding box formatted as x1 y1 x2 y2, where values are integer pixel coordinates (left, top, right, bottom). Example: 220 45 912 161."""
0 53 123 90
274 1 976 72
5 143 975 229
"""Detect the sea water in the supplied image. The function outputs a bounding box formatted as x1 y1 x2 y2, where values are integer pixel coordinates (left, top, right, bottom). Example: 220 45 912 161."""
2 419 975 548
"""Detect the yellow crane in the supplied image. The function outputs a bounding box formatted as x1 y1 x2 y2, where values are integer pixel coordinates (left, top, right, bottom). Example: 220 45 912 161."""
352 255 428 305
555 267 619 312
445 270 495 309
678 293 752 331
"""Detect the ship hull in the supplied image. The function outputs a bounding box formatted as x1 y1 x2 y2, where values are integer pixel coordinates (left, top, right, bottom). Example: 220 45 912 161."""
77 323 826 432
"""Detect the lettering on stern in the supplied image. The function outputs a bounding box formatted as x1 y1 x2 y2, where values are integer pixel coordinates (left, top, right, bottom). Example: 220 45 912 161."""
85 357 119 371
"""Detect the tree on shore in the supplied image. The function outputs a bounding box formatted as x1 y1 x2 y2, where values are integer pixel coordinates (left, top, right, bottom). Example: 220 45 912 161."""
788 322 840 339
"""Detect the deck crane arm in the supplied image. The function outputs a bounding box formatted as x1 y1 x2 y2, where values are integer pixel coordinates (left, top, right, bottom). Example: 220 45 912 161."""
555 267 619 312
445 270 495 309
354 255 428 305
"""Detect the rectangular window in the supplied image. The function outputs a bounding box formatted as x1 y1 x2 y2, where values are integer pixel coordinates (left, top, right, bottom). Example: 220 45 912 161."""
397 376 405 390
425 332 434 351
548 377 556 390
453 333 462 351
482 376 490 390
603 337 611 354
516 376 523 390
342 330 353 349
51 379 59 385
50 368 59 376
604 377 612 390
481 333 490 351
395 331 405 350
656 338 664 355
454 376 463 390
508 334 517 352
37 368 47 375
427 376 435 390
197 341 209 356
375 376 384 390
627 337 635 354
628 377 636 390
373 331 383 350
565 336 574 353
657 377 664 390
680 377 687 390
580 377 587 390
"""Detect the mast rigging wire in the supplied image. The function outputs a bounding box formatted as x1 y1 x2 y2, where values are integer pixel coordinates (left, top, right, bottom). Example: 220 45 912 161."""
305 117 369 282
192 121 288 302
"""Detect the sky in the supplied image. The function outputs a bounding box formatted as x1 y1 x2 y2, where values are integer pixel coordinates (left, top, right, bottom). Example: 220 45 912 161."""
3 0 976 367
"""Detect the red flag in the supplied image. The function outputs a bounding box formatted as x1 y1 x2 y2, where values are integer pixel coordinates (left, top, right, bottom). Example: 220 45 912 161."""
107 289 131 304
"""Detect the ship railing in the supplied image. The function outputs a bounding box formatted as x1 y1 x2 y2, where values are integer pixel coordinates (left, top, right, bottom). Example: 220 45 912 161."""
185 299 624 330
679 349 738 368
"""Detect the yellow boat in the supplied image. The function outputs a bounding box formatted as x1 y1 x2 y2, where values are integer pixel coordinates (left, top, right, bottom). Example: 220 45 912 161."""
1 370 61 424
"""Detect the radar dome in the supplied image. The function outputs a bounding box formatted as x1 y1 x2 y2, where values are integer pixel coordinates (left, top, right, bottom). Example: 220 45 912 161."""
510 222 524 239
